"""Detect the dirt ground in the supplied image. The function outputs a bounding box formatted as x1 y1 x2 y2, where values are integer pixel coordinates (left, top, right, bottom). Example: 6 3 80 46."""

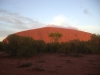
0 51 100 75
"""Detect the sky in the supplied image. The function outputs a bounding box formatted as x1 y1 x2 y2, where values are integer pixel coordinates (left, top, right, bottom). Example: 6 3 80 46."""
0 0 100 41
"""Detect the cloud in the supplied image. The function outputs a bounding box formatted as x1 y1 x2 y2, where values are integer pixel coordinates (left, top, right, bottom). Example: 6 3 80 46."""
50 14 100 34
83 9 92 16
66 26 78 30
0 9 43 29
0 9 44 41
50 15 79 28
46 25 78 30
51 15 69 26
75 25 100 34
77 0 92 16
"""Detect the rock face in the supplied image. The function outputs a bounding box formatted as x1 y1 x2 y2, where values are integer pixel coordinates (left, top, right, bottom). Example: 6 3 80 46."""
15 27 92 43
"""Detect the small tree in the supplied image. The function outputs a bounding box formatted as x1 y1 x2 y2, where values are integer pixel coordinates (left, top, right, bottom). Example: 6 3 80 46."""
48 32 63 43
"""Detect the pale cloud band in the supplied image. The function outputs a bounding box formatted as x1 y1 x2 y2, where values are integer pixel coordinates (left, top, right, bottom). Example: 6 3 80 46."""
0 9 44 41
52 15 69 26
0 9 99 41
49 14 100 34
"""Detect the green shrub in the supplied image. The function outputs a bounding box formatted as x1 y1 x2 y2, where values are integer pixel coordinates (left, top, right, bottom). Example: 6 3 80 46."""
59 42 70 54
3 34 37 57
33 40 45 53
0 41 3 51
2 33 100 57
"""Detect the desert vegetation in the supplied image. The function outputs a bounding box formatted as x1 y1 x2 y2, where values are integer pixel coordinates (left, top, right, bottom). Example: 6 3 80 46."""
0 41 3 51
1 33 100 57
0 33 100 75
48 32 63 42
2 34 45 57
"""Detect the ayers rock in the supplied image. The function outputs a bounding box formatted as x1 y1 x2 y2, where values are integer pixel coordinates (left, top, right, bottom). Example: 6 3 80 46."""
13 27 92 43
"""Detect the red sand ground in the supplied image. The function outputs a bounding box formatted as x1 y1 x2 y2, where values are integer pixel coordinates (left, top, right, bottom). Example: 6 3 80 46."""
14 27 92 43
0 51 100 75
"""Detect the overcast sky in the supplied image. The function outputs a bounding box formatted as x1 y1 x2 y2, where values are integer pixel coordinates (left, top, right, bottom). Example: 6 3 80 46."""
0 0 100 41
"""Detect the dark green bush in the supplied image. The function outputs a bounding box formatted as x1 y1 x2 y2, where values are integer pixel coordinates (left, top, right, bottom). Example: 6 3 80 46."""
45 42 60 53
59 42 70 54
45 34 100 55
0 41 3 50
3 34 37 57
86 34 100 54
33 40 45 53
2 33 100 58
